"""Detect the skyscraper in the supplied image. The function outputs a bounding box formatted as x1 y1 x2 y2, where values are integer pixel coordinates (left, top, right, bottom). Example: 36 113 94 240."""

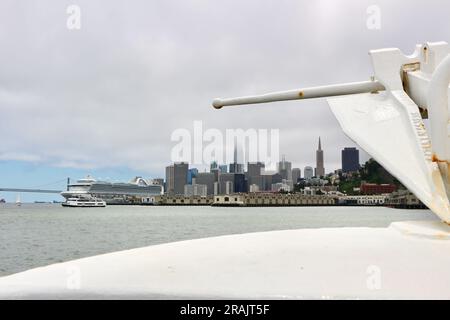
304 166 314 180
229 138 244 173
165 162 188 195
218 173 235 194
193 172 215 195
210 161 218 171
342 147 360 173
187 168 198 184
247 162 265 190
291 168 301 184
315 137 325 177
277 156 292 182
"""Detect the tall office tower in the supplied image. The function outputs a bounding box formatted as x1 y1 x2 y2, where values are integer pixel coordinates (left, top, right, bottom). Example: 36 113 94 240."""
261 172 282 191
229 163 244 174
229 139 244 173
234 173 247 193
165 165 174 194
247 162 265 177
291 168 301 184
277 156 292 181
187 168 198 184
218 173 235 194
225 181 234 195
219 165 228 173
165 162 188 195
247 162 265 190
342 147 360 173
315 137 325 177
210 168 219 183
210 161 218 171
193 172 215 195
304 166 314 180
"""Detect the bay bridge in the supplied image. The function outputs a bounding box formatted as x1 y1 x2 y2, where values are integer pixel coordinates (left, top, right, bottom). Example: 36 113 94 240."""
0 188 62 194
0 178 68 197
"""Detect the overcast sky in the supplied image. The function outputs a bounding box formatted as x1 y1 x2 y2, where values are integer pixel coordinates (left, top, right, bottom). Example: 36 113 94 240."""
1 0 450 195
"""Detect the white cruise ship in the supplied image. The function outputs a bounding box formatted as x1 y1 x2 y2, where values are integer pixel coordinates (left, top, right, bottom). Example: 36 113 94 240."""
61 176 163 205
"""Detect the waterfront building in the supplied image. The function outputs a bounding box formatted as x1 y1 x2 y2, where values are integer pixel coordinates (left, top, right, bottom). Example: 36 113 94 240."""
342 194 388 206
342 147 360 173
292 168 301 185
213 193 335 206
213 194 245 206
154 194 213 206
304 166 314 180
184 184 207 198
193 172 215 195
315 137 325 177
360 183 397 195
165 162 189 195
385 190 426 209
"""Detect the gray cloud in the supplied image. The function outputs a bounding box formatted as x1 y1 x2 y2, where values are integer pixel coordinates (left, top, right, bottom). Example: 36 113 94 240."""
0 0 449 177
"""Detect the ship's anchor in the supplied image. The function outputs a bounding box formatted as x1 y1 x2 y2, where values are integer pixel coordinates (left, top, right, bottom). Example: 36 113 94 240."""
213 42 450 223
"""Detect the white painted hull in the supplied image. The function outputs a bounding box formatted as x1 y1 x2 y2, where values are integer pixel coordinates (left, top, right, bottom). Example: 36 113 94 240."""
0 220 449 299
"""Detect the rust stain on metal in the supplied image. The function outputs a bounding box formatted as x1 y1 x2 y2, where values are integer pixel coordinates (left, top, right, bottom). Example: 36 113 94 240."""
431 154 449 163
298 91 304 98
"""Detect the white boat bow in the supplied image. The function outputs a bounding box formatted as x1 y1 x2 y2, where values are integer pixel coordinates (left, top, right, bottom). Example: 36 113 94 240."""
1 220 450 299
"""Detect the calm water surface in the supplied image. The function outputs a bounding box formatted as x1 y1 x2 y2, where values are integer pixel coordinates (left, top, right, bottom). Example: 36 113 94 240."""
0 204 436 276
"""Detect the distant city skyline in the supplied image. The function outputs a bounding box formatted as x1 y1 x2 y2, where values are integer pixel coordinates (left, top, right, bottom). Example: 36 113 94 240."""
4 1 435 202
0 140 367 202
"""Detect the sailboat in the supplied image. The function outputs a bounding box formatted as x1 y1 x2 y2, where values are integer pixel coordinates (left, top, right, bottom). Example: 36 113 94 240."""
15 194 21 206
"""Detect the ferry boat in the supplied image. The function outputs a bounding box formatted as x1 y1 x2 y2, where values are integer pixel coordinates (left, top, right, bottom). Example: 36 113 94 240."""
62 197 106 207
